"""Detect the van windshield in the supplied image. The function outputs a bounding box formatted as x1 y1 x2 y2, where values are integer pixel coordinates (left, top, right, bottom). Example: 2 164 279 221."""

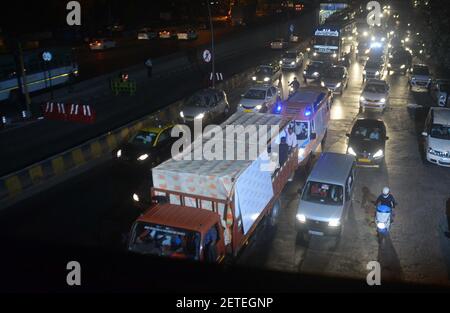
302 181 344 205
129 222 201 259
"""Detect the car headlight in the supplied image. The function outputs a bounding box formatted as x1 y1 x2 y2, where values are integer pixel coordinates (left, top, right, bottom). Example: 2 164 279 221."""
303 70 307 75
321 81 325 87
355 49 359 54
388 63 391 68
279 60 283 65
380 98 386 103
336 82 341 88
116 149 122 158
332 53 337 58
328 219 341 227
365 49 370 54
137 154 149 161
180 111 184 118
363 70 367 75
400 64 406 69
375 71 380 76
252 76 256 81
291 61 296 65
313 52 317 56
255 104 262 110
377 222 386 229
360 96 366 102
313 72 319 77
373 149 384 158
132 193 140 202
296 214 306 223
195 113 205 120
264 77 270 82
348 147 357 156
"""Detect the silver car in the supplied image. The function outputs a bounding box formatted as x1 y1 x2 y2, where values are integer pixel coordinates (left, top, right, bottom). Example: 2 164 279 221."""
359 79 390 111
238 85 280 113
320 65 349 95
280 50 304 70
179 89 230 123
409 64 432 90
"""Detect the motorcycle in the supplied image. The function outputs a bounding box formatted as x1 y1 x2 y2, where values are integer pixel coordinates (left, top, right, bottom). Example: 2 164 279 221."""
288 82 300 96
375 204 392 244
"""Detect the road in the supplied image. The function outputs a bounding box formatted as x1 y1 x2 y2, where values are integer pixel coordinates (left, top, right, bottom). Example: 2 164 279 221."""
238 51 450 286
2 49 450 287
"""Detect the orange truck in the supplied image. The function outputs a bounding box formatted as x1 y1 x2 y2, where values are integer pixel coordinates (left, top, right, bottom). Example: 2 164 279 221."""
127 112 299 262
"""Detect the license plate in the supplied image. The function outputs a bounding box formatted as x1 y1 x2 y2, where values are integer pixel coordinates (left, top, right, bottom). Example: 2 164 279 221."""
309 230 324 236
358 158 371 163
243 109 253 113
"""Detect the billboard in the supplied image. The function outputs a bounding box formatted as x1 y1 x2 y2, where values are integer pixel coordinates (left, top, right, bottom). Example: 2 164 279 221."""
319 2 348 25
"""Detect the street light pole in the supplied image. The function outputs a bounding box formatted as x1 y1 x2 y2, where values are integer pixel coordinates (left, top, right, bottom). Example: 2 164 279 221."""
207 1 215 88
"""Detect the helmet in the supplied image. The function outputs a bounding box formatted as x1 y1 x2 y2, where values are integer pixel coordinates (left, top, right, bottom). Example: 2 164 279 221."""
382 187 390 196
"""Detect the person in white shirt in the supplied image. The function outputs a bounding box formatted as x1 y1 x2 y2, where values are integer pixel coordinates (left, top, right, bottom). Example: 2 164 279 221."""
285 126 297 150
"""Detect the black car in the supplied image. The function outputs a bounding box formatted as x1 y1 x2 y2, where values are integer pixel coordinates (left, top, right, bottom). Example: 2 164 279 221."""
346 118 389 166
303 61 327 82
388 48 412 75
114 124 175 166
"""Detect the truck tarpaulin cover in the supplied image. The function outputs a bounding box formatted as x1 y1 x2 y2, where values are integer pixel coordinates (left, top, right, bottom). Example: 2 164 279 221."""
152 112 286 238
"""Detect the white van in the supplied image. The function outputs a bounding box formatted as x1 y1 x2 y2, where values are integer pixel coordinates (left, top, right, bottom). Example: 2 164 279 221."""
296 153 356 241
422 107 450 167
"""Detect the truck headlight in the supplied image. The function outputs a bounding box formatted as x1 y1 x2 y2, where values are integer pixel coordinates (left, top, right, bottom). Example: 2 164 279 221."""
373 149 384 158
116 149 122 158
195 113 205 120
132 193 140 202
255 104 262 110
348 147 357 156
180 111 184 118
296 214 306 223
137 154 149 161
264 77 270 82
328 219 341 227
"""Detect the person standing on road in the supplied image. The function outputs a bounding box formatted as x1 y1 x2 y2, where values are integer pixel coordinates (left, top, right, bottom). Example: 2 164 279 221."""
445 198 450 238
145 58 153 78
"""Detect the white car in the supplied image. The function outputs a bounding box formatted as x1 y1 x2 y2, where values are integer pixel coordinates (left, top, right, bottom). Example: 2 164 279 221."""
422 107 450 167
89 39 116 50
409 64 432 90
176 30 198 40
280 50 304 70
359 79 390 111
270 39 287 50
137 28 157 40
430 79 450 107
238 85 280 113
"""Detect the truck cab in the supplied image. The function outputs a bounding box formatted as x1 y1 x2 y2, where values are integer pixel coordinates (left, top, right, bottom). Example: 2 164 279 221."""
128 203 226 262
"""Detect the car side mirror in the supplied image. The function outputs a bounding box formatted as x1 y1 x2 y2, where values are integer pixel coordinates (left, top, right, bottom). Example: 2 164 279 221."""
422 132 428 137
310 133 317 140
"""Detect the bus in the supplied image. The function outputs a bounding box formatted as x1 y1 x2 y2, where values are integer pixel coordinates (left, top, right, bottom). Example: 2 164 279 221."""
312 27 342 62
0 47 78 103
